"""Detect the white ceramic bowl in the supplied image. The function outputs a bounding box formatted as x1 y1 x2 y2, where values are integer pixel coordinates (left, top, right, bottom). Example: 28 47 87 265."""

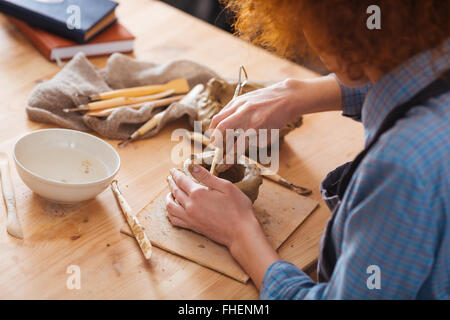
13 129 120 203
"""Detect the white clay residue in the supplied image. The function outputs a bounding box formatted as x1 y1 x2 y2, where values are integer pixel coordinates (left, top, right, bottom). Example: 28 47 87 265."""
21 147 109 183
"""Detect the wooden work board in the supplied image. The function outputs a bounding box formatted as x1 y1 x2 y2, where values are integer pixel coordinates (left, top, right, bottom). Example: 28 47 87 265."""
123 179 319 283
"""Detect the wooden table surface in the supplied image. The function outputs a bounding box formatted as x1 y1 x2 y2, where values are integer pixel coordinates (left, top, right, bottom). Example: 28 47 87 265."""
0 0 363 299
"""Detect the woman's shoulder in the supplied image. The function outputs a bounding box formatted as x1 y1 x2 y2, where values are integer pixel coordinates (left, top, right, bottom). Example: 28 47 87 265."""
366 93 449 188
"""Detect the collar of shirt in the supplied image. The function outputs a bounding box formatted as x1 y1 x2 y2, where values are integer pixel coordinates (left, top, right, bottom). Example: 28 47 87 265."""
361 38 450 144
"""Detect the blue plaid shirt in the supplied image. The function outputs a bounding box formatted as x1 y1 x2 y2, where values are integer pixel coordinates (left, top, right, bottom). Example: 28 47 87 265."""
261 40 450 299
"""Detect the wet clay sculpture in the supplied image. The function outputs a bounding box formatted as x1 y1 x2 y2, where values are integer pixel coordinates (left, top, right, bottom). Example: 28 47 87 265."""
183 151 263 203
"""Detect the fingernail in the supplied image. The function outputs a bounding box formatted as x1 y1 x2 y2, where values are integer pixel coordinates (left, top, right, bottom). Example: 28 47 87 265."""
170 168 175 175
189 164 201 173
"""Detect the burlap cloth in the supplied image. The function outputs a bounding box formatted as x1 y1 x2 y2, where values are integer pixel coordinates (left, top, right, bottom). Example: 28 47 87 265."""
27 53 222 140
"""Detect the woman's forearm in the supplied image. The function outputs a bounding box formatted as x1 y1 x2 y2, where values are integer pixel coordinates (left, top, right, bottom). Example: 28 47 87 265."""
222 76 342 288
285 74 343 118
228 213 280 289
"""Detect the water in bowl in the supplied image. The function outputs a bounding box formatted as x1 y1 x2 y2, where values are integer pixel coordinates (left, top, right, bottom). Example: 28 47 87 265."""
22 146 109 184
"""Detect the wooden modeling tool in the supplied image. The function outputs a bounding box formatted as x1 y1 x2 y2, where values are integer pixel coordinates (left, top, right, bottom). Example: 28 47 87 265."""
186 131 312 196
110 180 152 260
85 95 185 117
210 65 248 176
88 78 190 101
63 89 175 113
0 152 24 239
118 84 204 147
118 111 166 148
210 148 221 175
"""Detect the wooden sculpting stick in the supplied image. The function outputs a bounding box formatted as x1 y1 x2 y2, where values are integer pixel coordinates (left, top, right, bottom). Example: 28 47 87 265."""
64 89 175 113
110 180 152 260
89 78 190 101
118 111 166 148
209 148 221 175
0 152 23 239
210 65 248 176
118 84 204 147
85 95 185 117
187 131 312 196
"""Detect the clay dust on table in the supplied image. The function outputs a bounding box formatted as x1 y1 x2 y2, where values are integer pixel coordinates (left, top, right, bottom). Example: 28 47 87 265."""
38 197 86 217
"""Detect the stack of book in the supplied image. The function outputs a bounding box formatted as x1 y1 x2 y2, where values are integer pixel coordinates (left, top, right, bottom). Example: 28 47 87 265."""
0 0 135 61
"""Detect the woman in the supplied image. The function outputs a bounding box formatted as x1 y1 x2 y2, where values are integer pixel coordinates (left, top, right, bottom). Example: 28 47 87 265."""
165 1 449 299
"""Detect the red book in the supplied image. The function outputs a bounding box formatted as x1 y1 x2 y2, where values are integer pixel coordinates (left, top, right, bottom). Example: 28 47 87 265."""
9 17 134 61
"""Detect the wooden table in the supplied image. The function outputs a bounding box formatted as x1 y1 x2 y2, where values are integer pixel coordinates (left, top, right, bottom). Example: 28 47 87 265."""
0 0 364 299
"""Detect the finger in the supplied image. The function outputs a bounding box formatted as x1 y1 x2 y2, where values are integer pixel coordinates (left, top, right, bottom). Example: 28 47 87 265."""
170 168 200 195
210 116 239 149
167 175 188 208
212 110 251 150
167 213 190 229
188 164 230 191
210 107 235 130
165 192 186 218
209 99 243 130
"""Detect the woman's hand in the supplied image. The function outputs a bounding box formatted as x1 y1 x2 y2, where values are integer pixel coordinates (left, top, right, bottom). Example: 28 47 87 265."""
166 165 258 248
164 75 343 288
166 164 280 288
209 75 342 147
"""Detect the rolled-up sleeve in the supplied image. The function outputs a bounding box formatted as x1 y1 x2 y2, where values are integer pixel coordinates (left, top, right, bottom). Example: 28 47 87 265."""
261 260 322 299
330 74 372 121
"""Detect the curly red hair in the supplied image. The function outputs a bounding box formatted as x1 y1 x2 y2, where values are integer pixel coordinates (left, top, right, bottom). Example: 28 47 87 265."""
222 0 449 79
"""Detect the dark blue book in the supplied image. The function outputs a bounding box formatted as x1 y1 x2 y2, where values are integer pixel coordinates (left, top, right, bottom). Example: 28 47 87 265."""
0 0 118 43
